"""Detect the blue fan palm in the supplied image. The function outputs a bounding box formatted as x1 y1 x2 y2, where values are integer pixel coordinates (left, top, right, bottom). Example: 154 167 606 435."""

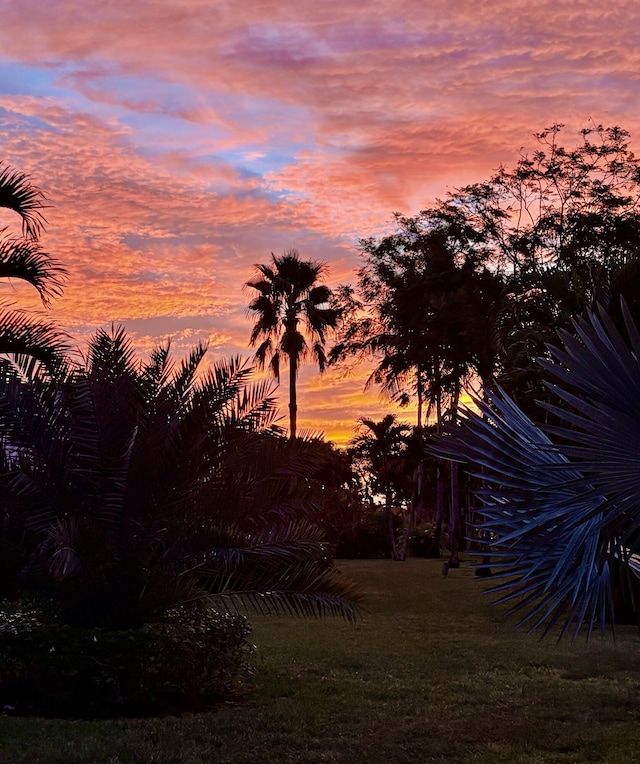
433 303 640 638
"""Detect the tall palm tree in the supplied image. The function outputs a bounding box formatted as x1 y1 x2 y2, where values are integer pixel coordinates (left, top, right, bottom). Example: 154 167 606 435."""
0 163 67 371
246 249 338 439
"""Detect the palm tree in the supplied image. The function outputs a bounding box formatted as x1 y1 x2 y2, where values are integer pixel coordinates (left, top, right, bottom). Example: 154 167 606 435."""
246 249 338 439
0 327 360 626
351 414 411 560
432 303 640 638
0 163 67 371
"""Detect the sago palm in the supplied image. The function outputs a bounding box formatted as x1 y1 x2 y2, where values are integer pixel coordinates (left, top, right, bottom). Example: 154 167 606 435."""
0 328 359 627
246 249 338 438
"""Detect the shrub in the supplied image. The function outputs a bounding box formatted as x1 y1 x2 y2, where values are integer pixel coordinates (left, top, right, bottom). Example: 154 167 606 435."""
407 522 436 558
335 509 398 559
0 603 251 718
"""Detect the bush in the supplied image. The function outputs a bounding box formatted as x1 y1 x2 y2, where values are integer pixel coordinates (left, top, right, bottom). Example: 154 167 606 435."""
408 523 436 558
0 603 252 718
335 510 398 559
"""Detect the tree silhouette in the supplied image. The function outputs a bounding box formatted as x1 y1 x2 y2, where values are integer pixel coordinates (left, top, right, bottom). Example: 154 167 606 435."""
437 123 640 412
246 249 338 439
0 162 67 371
0 327 360 625
351 414 410 560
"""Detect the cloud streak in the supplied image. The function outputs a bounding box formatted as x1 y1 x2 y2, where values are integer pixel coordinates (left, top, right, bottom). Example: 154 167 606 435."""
0 1 639 441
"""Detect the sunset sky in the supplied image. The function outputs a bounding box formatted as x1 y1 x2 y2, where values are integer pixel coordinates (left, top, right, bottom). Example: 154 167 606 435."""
1 1 639 443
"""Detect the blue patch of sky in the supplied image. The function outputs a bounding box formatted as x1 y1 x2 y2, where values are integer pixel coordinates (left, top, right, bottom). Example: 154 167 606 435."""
0 105 57 135
0 59 129 127
104 73 317 181
0 61 58 96
0 57 324 202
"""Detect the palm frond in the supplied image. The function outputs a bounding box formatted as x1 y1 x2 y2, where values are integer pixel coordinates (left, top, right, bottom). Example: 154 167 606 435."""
433 304 640 638
0 236 66 304
0 164 48 239
0 327 360 628
0 304 68 372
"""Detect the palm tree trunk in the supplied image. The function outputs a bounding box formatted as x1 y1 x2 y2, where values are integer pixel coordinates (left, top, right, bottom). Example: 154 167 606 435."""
448 462 460 567
385 488 399 561
428 372 445 558
289 355 297 439
448 379 461 567
400 463 424 560
416 364 423 428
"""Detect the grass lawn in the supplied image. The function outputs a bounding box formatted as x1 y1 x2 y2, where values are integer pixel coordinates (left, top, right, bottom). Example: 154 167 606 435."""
2 558 640 763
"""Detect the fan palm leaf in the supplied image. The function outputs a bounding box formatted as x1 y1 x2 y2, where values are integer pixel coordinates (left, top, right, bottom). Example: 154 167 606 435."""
433 303 640 638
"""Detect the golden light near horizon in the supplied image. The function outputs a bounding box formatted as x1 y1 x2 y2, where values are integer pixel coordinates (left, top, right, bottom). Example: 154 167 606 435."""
2 1 640 443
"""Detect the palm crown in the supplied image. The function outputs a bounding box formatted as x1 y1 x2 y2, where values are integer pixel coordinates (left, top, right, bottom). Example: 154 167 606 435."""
246 249 338 438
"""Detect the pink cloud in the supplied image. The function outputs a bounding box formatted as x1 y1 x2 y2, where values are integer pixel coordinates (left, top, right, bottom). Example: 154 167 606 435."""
1 1 640 442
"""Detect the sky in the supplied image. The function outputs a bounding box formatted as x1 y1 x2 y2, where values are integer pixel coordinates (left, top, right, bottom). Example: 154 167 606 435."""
1 0 640 444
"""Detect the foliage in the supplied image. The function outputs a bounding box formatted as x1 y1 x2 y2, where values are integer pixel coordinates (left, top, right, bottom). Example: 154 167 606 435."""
0 602 251 718
333 509 396 559
349 415 413 559
330 225 502 426
0 327 360 629
407 522 437 557
0 163 67 371
440 123 640 409
432 303 640 638
246 249 338 438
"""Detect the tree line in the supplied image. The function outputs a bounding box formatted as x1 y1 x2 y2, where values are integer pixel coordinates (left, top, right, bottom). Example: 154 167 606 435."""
246 123 640 572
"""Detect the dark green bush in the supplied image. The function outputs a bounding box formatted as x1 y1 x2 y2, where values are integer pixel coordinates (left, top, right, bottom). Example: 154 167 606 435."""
408 522 436 558
335 510 398 559
0 604 251 718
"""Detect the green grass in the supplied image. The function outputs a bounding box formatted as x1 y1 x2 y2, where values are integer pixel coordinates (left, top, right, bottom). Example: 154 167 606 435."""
3 558 640 763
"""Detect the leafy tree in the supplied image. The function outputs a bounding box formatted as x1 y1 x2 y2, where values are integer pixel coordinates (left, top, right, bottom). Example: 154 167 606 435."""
331 221 505 563
298 438 380 558
246 250 338 439
0 327 360 626
331 220 504 424
437 124 640 411
432 303 640 638
0 163 67 371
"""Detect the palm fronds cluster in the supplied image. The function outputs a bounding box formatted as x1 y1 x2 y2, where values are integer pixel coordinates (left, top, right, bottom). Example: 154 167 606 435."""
433 304 640 638
0 327 360 628
0 161 67 370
